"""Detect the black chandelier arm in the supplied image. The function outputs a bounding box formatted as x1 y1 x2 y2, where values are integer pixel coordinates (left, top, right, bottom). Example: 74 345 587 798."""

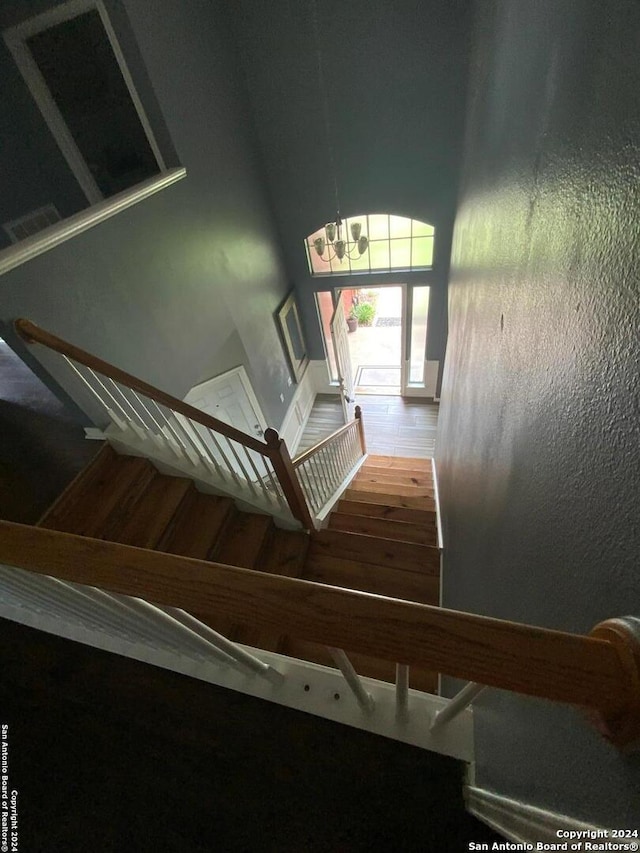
318 243 364 263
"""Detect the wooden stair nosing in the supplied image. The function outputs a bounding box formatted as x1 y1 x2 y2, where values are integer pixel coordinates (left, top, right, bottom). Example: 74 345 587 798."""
343 488 435 511
311 529 439 575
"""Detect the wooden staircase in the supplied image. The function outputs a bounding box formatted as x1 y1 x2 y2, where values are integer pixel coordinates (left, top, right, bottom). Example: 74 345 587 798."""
38 446 440 691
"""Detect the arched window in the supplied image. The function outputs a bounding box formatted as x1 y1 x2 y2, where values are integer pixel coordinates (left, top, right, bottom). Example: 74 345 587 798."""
304 213 435 276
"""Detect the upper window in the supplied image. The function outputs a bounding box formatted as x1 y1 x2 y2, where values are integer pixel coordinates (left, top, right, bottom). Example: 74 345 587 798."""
304 213 435 277
3 0 166 206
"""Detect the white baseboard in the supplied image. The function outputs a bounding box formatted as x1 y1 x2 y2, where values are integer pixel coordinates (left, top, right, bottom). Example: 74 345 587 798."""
308 359 339 395
403 360 440 397
465 786 609 845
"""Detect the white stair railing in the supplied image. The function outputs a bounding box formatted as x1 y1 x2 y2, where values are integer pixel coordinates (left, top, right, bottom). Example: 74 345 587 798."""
14 319 316 530
293 406 367 517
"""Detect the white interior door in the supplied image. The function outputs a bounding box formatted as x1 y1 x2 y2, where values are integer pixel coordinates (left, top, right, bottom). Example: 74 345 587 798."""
185 367 266 438
330 293 355 421
181 367 267 480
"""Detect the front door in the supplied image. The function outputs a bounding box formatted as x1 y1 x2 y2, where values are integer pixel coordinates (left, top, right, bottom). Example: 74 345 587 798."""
330 292 355 421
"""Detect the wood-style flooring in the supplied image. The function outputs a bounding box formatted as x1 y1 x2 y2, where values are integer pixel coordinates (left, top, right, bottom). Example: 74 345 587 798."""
295 394 438 459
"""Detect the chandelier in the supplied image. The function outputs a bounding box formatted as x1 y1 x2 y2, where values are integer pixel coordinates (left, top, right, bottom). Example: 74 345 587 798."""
313 214 369 264
309 0 369 267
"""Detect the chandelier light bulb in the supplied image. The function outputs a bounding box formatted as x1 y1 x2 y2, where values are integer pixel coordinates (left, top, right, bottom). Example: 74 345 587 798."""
350 222 362 241
325 222 336 243
313 236 326 257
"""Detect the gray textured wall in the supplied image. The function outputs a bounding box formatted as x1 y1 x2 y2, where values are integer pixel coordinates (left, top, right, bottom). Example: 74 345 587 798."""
224 0 470 362
0 0 295 428
437 0 640 826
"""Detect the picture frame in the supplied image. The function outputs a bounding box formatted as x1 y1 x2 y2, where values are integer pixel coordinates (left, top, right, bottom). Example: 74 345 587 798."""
276 290 309 383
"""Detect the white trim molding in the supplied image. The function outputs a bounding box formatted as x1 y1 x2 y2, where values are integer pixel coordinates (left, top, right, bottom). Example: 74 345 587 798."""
0 167 186 276
3 0 166 205
279 364 317 454
431 456 444 552
465 786 609 846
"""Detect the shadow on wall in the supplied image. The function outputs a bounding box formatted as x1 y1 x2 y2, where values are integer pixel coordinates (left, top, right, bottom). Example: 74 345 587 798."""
0 339 100 523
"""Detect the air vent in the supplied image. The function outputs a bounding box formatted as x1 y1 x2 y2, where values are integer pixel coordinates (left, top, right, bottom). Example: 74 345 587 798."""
3 204 61 244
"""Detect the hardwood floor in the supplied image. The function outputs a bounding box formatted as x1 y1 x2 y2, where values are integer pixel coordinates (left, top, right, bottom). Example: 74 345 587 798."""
295 394 438 459
294 394 345 455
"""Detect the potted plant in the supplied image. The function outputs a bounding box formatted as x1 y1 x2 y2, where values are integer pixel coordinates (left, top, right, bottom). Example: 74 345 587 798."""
352 302 376 327
346 311 358 333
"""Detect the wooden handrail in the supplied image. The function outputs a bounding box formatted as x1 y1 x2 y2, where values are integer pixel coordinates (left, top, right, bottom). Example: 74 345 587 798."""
0 520 638 747
293 416 360 468
14 318 268 453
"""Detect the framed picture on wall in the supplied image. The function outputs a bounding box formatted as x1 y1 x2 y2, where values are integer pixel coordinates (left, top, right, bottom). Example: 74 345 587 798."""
276 290 309 383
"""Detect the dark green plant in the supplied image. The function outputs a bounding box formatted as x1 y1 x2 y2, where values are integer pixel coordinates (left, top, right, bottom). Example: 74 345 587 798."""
352 302 376 326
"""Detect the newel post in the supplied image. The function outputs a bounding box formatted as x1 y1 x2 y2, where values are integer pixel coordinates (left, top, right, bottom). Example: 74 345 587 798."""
587 616 640 751
355 405 367 454
264 428 316 531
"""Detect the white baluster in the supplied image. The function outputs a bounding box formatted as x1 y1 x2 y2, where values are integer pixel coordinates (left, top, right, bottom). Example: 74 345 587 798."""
430 682 486 730
328 648 375 713
396 664 410 718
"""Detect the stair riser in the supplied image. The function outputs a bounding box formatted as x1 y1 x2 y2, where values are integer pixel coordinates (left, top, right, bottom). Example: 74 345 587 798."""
312 529 439 575
328 512 437 547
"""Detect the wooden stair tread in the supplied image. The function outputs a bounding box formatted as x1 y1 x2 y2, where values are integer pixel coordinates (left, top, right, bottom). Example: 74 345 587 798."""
282 637 438 694
39 453 155 537
302 552 439 604
260 527 309 577
310 529 439 575
160 491 235 559
343 488 435 511
365 455 431 471
354 469 433 488
116 475 194 548
212 512 273 569
349 480 434 498
328 511 437 547
336 499 436 526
